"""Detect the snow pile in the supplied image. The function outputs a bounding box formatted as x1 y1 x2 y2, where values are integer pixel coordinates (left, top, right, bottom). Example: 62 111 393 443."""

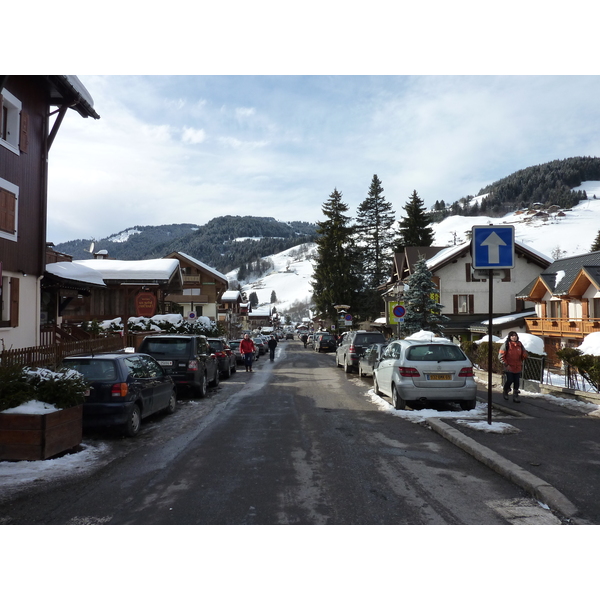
404 330 456 344
497 332 546 355
576 332 600 356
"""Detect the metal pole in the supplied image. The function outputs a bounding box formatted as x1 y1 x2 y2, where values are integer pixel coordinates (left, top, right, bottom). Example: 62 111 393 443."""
488 270 493 424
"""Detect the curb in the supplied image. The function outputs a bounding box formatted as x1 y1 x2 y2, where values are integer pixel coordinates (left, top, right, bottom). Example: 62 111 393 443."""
426 416 588 524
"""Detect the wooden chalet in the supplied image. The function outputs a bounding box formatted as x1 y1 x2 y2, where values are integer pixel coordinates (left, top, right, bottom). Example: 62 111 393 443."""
1 75 99 350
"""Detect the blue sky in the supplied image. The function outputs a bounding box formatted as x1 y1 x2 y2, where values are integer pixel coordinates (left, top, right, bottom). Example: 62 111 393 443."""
46 74 600 244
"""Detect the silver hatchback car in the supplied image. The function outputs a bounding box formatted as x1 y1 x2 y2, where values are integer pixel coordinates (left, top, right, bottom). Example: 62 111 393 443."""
373 338 477 410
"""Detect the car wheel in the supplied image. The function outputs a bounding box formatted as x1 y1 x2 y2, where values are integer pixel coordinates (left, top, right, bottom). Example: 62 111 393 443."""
460 400 477 410
344 356 352 373
222 363 231 379
231 361 237 374
391 384 406 410
196 373 208 398
164 390 177 414
373 373 382 396
210 368 220 387
124 403 142 437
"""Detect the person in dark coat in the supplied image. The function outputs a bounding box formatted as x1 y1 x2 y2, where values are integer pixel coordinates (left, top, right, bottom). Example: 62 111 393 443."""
267 335 278 361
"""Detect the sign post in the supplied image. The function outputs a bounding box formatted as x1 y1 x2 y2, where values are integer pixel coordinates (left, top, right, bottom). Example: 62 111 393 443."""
472 225 515 424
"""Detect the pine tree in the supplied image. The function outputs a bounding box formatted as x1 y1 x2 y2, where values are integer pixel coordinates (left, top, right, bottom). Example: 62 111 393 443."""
402 257 449 335
591 230 600 252
311 188 363 323
270 290 278 303
397 190 435 249
355 175 397 319
249 291 259 308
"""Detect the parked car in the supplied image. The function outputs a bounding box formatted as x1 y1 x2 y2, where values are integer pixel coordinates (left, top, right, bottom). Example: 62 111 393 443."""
336 330 387 373
253 337 266 356
207 337 236 379
358 343 389 377
373 338 477 411
63 353 176 437
314 332 336 352
285 332 294 340
137 334 219 398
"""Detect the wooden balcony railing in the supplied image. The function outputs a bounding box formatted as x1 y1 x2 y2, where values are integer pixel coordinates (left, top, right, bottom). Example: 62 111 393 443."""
525 317 600 337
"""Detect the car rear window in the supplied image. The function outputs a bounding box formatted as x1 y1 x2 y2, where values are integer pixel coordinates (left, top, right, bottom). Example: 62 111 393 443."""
406 344 466 362
64 359 117 381
141 338 192 357
355 334 385 345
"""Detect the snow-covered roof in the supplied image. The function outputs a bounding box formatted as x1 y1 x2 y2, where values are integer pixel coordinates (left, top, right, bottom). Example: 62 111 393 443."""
45 261 107 287
221 290 242 301
175 252 227 283
479 310 536 326
73 258 180 282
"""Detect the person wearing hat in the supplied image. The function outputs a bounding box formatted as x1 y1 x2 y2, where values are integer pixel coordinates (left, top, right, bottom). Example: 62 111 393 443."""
498 331 528 402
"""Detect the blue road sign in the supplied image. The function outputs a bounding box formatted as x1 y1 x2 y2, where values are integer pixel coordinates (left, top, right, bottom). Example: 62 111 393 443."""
472 225 515 269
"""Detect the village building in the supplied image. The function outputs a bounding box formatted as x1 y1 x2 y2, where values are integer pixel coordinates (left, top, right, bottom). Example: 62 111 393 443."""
517 250 600 366
0 75 99 350
163 251 228 321
384 242 552 341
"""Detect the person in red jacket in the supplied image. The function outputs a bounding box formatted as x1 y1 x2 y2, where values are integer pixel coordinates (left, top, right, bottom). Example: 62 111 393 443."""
499 331 528 402
240 334 256 372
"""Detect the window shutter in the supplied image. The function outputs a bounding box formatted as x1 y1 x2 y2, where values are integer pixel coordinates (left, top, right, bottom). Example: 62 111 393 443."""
10 277 19 327
468 294 474 314
0 188 16 233
19 110 28 153
465 263 471 282
453 295 458 314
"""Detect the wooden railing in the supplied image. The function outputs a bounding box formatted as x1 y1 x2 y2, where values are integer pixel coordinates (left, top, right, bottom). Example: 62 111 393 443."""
0 336 125 369
525 317 600 337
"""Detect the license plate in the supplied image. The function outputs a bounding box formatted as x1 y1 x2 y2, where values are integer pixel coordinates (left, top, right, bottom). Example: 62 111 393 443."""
428 373 451 381
158 360 173 366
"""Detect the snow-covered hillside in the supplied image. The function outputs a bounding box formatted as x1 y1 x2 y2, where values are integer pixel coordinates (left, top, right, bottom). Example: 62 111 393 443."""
227 244 317 313
230 183 600 316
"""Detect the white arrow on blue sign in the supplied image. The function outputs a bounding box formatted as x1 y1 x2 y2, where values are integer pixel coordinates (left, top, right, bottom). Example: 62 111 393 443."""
472 225 515 269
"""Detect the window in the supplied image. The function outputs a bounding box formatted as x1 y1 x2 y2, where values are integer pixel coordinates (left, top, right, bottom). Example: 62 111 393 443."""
453 294 474 314
549 300 562 319
0 89 25 155
593 298 600 319
0 178 18 241
0 275 19 327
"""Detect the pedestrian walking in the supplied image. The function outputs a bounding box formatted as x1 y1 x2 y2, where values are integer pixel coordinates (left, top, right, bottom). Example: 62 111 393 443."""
267 335 278 361
499 331 528 402
301 333 308 348
240 333 256 372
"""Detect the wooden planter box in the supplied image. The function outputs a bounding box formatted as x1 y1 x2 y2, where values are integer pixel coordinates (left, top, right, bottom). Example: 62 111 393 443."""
0 404 83 461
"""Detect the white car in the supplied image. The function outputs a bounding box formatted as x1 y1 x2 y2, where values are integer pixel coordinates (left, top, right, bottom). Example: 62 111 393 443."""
373 338 477 410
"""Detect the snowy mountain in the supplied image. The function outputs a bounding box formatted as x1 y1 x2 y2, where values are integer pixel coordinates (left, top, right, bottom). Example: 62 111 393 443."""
235 183 600 318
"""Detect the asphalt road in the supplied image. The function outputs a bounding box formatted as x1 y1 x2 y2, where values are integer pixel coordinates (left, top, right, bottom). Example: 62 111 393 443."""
0 341 559 525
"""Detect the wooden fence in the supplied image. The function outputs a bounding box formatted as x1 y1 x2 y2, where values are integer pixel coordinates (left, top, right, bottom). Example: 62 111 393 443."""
0 336 126 369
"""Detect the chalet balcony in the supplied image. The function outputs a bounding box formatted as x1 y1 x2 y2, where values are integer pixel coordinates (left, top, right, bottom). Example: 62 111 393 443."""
525 317 600 338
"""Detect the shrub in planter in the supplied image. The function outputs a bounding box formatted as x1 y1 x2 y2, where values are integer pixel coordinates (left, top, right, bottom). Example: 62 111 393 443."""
25 367 88 409
0 363 33 412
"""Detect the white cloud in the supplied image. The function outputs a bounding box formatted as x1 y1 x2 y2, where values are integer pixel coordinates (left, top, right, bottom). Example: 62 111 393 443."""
182 127 207 144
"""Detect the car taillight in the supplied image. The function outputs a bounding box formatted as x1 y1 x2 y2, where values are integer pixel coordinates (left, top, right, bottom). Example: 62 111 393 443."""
459 367 474 377
398 366 420 377
111 383 128 397
349 345 356 353
187 359 199 371
215 351 226 358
